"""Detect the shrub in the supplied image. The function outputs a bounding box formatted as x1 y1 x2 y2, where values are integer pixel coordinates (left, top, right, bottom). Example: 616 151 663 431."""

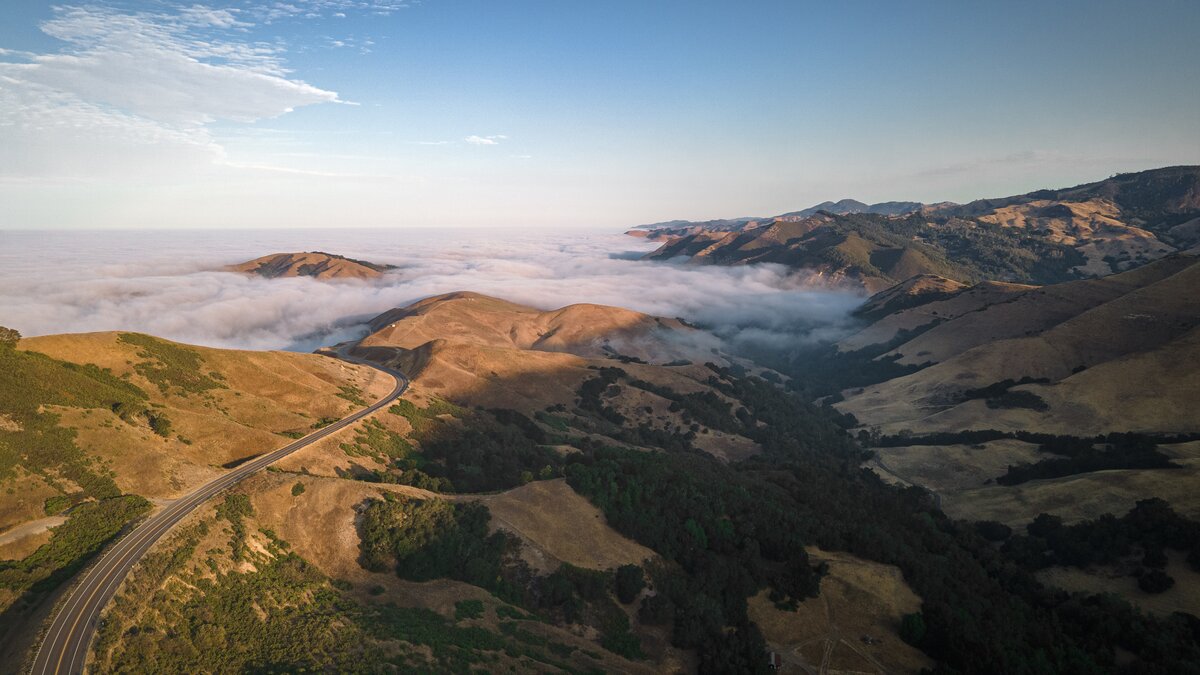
0 326 19 349
455 599 485 621
899 612 927 646
615 564 645 604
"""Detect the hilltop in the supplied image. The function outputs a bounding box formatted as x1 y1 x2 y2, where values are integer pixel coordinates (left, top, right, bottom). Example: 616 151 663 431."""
638 166 1200 291
226 251 397 280
360 291 708 363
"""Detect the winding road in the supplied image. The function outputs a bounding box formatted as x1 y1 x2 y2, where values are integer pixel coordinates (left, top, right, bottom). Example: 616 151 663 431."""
29 353 407 675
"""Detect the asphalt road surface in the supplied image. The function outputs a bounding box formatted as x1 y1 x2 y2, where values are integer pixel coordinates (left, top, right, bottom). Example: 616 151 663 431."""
29 353 407 675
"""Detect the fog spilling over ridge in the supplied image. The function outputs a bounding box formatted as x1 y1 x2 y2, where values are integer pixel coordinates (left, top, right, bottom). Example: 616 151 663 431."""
0 228 863 352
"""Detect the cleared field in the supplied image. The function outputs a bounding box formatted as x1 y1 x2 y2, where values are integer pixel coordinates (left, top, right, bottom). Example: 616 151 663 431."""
748 547 932 674
1039 551 1200 617
471 478 655 573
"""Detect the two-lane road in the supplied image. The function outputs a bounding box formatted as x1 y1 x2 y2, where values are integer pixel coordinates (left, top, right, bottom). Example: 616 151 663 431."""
30 354 407 675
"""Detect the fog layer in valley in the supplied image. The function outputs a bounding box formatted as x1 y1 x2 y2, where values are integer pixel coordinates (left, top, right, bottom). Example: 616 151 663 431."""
0 228 864 353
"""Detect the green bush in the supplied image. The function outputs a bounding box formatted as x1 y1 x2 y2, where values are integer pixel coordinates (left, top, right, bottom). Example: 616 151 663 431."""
900 612 927 646
117 333 226 395
455 598 485 621
0 326 19 349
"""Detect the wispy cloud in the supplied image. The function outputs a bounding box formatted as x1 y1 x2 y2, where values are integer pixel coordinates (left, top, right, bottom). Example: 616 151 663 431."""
915 150 1066 178
0 4 342 179
248 1 411 24
465 134 507 146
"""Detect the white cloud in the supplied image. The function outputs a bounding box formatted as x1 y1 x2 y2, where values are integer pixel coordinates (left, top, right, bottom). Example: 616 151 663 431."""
0 230 863 353
0 4 341 179
465 134 507 146
249 1 410 23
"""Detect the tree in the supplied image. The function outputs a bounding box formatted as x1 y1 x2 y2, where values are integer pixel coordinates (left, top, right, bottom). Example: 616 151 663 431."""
615 564 645 604
899 612 926 646
1138 569 1175 594
0 326 19 350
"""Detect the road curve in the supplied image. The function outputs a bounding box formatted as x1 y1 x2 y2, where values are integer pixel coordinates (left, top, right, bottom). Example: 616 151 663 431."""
29 353 407 675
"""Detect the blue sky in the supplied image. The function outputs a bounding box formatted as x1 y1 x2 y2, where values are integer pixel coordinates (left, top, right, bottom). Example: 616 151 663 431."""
1 0 1198 229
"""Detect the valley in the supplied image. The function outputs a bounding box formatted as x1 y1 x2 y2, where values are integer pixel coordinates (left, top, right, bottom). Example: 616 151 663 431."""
0 169 1197 674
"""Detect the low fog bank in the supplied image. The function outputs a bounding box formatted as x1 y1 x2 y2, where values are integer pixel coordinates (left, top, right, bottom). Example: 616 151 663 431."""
0 228 865 354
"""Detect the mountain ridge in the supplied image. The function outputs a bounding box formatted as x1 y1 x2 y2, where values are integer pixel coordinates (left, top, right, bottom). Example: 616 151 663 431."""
637 166 1200 290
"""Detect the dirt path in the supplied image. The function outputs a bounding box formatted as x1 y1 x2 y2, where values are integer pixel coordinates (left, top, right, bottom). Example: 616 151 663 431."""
0 516 67 548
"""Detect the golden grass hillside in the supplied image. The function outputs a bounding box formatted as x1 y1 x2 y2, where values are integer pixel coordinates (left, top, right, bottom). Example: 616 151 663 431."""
471 479 656 574
748 547 932 674
837 254 1200 434
361 290 714 363
0 332 391 552
226 251 396 280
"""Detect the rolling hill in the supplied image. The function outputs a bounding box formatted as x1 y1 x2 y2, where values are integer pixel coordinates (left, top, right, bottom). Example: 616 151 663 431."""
227 251 397 280
0 331 392 667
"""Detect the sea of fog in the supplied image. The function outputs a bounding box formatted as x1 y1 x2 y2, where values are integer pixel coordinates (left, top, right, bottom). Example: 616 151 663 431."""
0 228 864 353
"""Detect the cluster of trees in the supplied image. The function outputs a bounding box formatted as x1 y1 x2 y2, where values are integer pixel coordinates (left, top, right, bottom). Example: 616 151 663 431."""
0 495 150 594
564 445 824 671
953 376 1052 411
874 428 1200 449
0 326 19 349
101 552 370 673
216 493 254 562
1001 498 1200 592
383 401 563 492
576 366 627 425
626 377 744 434
874 429 1187 485
357 494 520 599
116 332 226 396
997 434 1178 485
357 493 645 661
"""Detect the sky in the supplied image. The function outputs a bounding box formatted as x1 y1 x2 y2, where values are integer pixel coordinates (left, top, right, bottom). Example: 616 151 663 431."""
1 0 1198 229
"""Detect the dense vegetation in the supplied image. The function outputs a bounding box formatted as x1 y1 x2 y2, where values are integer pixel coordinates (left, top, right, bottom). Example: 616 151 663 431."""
0 495 150 594
385 398 563 492
356 492 643 658
116 333 226 396
562 366 1200 673
997 433 1179 485
358 493 519 596
99 503 615 673
1002 499 1200 591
